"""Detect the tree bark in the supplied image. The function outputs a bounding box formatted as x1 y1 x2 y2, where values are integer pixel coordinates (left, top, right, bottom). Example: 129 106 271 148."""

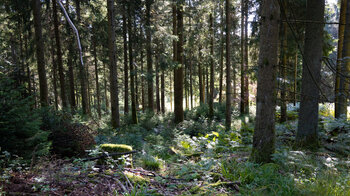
296 0 325 148
243 0 249 114
123 4 129 114
219 0 224 104
128 4 138 124
53 0 68 108
280 21 287 123
156 53 161 113
74 0 89 115
140 24 145 112
107 0 120 128
66 0 76 112
209 13 215 119
32 0 49 107
174 1 184 123
93 29 101 119
146 0 154 112
225 0 232 129
294 53 298 106
198 45 204 105
251 0 280 163
50 30 59 110
161 70 165 113
335 0 348 118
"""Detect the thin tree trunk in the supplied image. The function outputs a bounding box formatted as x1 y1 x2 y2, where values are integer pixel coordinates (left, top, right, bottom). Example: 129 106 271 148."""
123 4 129 114
93 30 101 118
280 20 287 123
240 0 245 115
107 0 120 128
198 45 204 105
219 0 224 104
225 0 232 129
251 0 280 163
66 0 76 112
209 13 215 118
32 0 49 107
53 0 68 108
128 4 138 124
174 1 184 123
161 70 165 113
335 0 347 118
104 62 109 111
294 53 298 106
296 0 325 148
146 0 154 112
25 31 32 95
140 25 145 112
50 31 59 110
170 72 173 111
156 53 161 113
243 0 249 114
185 60 188 110
172 4 177 112
74 0 89 115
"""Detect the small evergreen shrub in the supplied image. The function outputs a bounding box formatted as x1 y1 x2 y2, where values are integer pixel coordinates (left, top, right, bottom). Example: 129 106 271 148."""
0 75 50 158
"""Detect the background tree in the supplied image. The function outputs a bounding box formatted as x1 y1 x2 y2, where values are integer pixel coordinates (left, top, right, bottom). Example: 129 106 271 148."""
296 0 325 148
251 0 280 163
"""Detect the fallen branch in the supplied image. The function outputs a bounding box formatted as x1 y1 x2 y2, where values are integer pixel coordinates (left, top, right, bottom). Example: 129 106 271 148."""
56 0 84 69
82 151 139 162
124 168 188 181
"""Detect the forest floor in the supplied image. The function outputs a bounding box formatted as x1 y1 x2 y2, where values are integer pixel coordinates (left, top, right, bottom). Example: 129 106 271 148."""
2 104 350 195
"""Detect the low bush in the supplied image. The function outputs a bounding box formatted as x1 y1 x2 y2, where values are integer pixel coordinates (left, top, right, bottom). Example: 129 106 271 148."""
0 75 50 159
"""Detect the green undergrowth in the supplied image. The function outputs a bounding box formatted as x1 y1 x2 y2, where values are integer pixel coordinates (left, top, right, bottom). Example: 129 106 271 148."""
3 103 350 195
93 103 350 195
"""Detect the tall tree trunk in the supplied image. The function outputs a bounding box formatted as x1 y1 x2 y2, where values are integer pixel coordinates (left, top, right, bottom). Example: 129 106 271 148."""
294 52 298 106
209 13 215 119
280 20 287 123
140 25 145 112
161 70 165 113
172 4 177 112
198 45 204 105
53 0 68 108
206 66 209 104
25 32 32 95
335 0 347 118
296 0 325 148
225 0 232 129
74 0 89 115
123 4 129 114
243 0 249 114
146 0 154 112
50 31 59 110
240 0 245 115
185 62 188 110
104 62 109 111
219 0 224 104
66 0 76 112
156 54 161 113
107 0 120 128
93 31 101 119
128 5 138 124
251 0 280 163
337 1 350 118
170 72 173 111
32 0 48 107
174 1 184 123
